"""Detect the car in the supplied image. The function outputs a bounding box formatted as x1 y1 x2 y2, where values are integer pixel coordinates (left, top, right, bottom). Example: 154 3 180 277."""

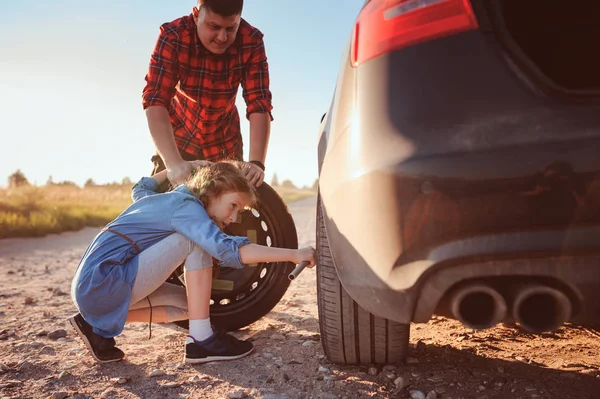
315 0 600 365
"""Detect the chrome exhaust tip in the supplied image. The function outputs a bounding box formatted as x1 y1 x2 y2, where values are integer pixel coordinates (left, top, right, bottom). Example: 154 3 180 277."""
450 284 508 330
512 285 571 333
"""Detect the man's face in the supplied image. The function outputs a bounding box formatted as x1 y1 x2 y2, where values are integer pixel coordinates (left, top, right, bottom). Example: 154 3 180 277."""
194 7 241 54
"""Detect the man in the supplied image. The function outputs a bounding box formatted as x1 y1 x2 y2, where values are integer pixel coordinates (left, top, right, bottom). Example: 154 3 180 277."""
143 0 272 187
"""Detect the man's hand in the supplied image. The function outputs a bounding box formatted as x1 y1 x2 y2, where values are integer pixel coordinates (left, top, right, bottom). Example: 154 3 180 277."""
166 161 193 186
242 162 265 187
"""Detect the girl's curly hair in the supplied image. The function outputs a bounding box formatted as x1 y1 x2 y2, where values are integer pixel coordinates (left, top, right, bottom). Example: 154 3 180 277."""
184 161 257 207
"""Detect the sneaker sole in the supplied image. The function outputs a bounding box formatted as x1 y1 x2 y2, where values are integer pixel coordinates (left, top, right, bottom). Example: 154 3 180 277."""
68 316 124 364
184 347 254 364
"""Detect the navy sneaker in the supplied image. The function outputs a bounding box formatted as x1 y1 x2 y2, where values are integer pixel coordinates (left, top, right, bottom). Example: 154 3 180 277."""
68 313 125 363
184 332 253 364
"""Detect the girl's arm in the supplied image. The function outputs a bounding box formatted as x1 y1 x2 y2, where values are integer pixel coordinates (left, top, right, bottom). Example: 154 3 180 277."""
151 169 169 186
239 244 316 267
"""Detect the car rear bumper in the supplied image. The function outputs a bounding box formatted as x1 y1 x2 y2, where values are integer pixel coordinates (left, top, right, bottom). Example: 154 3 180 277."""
320 136 600 324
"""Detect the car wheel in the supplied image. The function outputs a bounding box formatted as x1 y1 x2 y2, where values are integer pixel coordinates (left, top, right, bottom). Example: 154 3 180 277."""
316 194 410 364
168 183 298 332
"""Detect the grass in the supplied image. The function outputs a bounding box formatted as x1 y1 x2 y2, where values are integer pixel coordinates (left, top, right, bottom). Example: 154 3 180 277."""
0 183 316 239
0 185 132 239
273 186 317 205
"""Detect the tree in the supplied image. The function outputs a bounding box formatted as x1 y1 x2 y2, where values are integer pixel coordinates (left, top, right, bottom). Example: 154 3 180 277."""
281 179 297 189
122 177 133 186
84 178 96 187
8 169 30 188
270 173 280 187
311 178 319 191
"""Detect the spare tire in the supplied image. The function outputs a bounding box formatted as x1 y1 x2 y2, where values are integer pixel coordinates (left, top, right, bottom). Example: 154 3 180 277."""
167 182 298 331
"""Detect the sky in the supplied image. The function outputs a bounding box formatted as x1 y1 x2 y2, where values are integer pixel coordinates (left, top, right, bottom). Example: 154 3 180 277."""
0 0 365 188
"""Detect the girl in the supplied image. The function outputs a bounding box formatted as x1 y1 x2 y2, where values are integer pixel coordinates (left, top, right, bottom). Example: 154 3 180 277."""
69 160 316 364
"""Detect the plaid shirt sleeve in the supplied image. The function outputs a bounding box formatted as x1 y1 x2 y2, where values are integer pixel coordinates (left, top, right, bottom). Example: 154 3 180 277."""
242 37 274 121
142 25 180 110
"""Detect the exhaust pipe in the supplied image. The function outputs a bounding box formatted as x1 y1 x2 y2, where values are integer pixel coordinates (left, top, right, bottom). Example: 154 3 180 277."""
449 283 508 330
512 284 572 333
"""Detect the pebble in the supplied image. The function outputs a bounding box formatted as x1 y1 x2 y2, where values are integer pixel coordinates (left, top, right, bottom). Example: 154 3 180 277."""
318 366 330 373
263 352 274 359
29 341 44 348
323 375 338 381
50 392 69 399
58 371 69 380
62 362 77 371
257 375 274 383
426 391 437 399
188 375 209 383
161 382 181 388
37 330 49 336
367 367 379 376
410 390 426 399
67 348 83 355
56 338 68 343
287 333 302 339
109 377 128 385
48 329 67 340
228 390 247 399
394 377 406 389
39 346 56 356
270 334 286 341
149 369 166 377
385 373 395 379
382 365 396 372
301 341 317 347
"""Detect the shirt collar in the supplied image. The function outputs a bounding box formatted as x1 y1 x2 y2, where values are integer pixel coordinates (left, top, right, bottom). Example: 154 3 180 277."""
173 184 204 206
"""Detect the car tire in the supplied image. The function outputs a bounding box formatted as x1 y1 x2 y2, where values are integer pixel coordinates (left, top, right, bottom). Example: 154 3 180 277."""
316 194 410 364
169 182 298 332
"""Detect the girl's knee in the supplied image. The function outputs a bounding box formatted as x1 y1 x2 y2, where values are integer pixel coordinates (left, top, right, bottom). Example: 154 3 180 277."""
184 246 213 272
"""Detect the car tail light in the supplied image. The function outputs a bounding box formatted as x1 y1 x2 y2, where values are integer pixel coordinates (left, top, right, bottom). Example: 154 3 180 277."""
351 0 479 67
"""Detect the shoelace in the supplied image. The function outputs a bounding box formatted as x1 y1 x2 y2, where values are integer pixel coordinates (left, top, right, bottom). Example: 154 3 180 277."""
147 296 153 340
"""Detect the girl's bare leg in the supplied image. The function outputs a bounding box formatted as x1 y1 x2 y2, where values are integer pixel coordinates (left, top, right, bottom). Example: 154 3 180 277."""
185 268 213 319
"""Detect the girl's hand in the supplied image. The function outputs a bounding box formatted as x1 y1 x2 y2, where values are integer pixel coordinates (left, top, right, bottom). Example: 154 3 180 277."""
293 247 316 268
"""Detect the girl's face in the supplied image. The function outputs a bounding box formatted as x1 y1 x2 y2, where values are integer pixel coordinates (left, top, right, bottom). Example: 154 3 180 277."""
206 191 252 230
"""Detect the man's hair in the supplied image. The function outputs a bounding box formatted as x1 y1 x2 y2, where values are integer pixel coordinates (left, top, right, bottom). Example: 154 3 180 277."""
198 0 243 16
184 160 257 208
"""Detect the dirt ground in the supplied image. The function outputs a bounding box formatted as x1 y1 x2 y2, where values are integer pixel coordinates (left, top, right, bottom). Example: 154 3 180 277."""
1 197 599 399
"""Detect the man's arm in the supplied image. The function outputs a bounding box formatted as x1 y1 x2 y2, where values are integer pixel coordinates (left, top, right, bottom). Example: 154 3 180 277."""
242 35 273 186
145 106 191 183
142 25 191 184
248 112 271 165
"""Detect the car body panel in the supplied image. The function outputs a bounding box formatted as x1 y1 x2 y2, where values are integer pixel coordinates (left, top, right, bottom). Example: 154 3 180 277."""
317 14 600 324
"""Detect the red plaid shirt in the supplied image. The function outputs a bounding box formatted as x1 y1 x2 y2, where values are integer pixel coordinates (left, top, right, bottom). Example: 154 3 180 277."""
142 10 273 161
